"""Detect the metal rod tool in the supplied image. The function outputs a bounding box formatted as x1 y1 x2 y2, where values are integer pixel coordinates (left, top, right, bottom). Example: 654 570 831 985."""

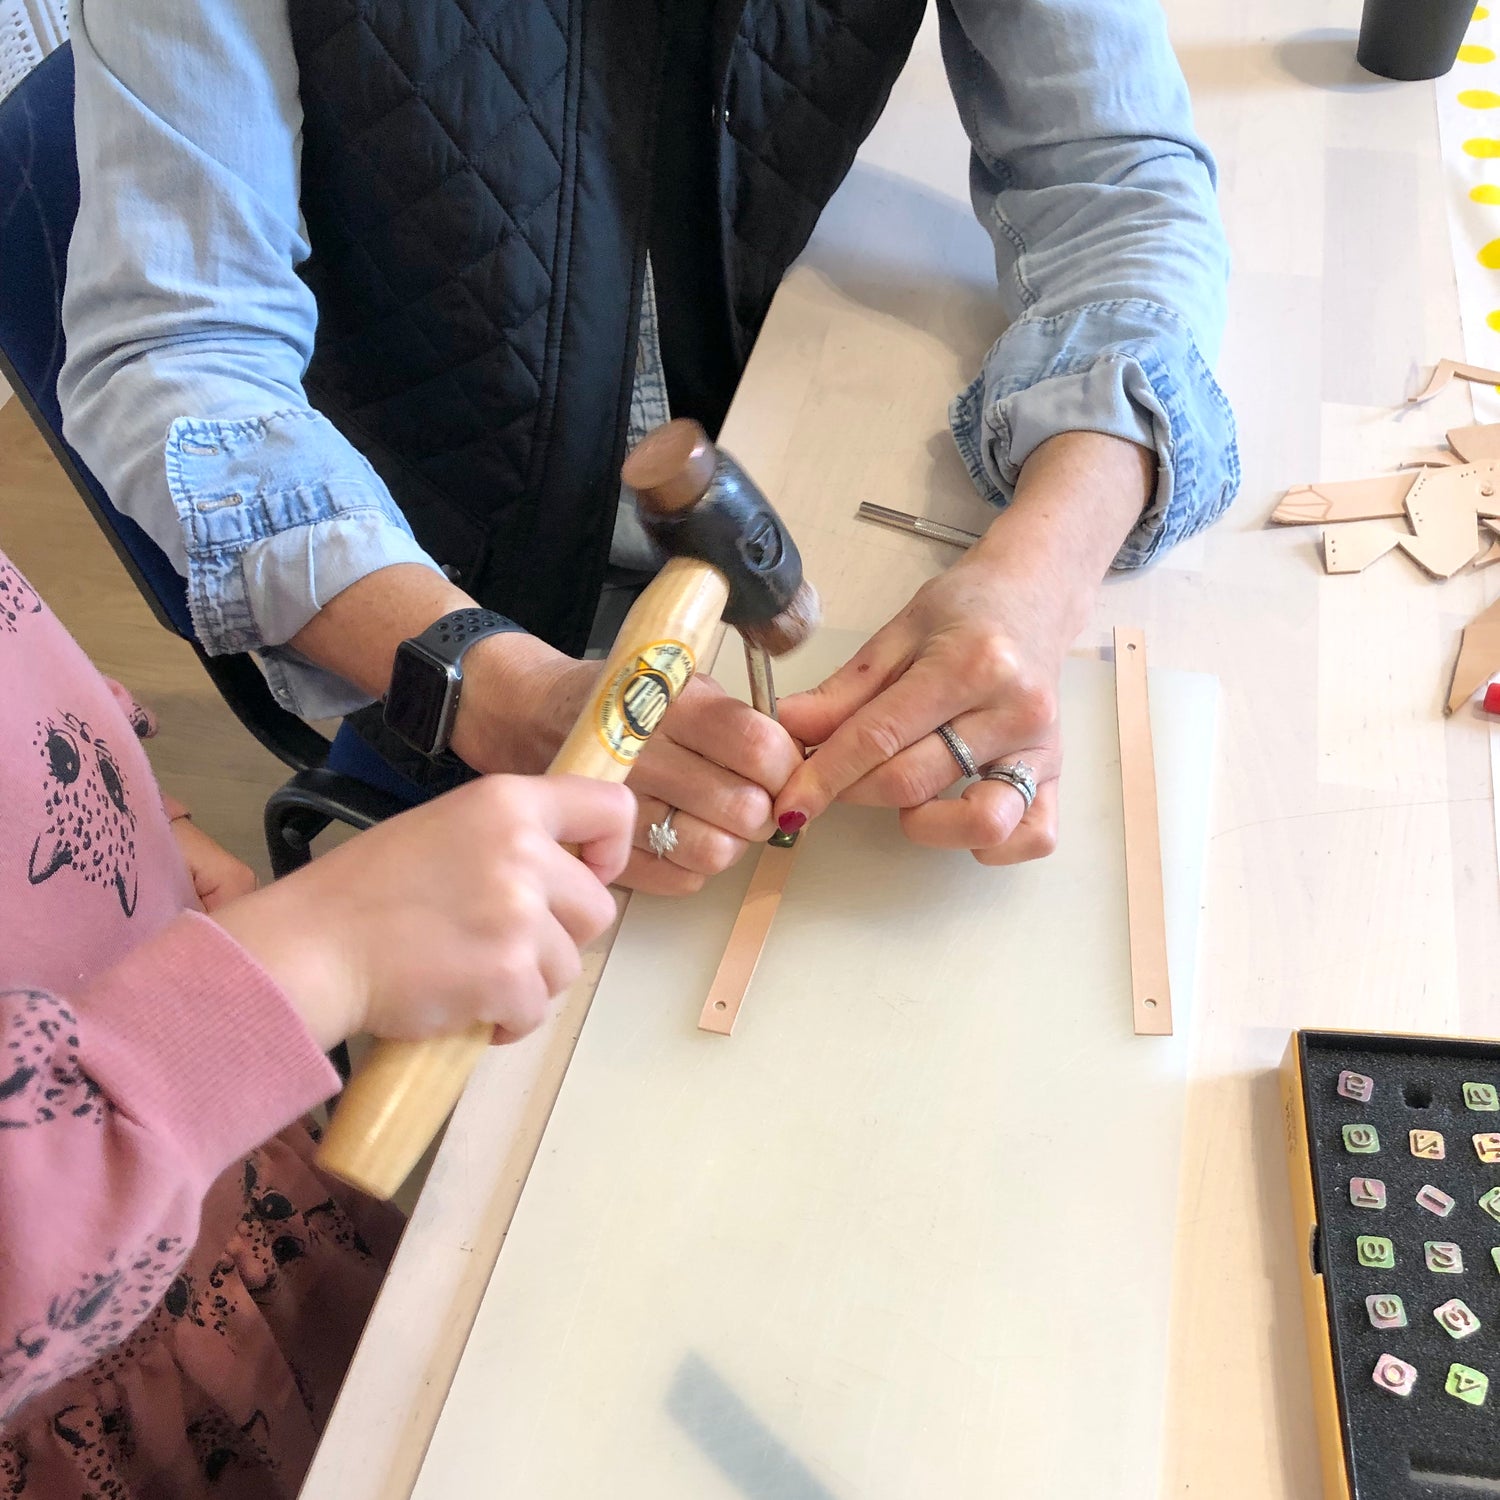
856 502 979 551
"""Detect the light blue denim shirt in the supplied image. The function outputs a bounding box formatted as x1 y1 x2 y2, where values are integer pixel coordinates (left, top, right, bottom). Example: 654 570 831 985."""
59 0 1237 720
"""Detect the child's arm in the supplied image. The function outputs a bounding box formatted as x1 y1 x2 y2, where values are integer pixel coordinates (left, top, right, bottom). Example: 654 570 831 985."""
0 774 635 1427
0 912 337 1428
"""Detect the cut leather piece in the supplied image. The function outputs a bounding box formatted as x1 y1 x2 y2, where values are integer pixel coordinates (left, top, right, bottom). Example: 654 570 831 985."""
1322 518 1409 573
1113 628 1172 1037
1399 467 1490 578
1416 461 1500 517
1397 449 1464 469
1399 530 1489 578
1447 597 1500 715
1411 358 1500 405
698 840 800 1036
1448 423 1500 463
1272 474 1414 525
1302 463 1500 575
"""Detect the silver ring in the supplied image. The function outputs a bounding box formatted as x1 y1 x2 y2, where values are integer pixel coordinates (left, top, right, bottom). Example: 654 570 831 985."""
646 808 679 859
980 760 1037 811
934 721 978 780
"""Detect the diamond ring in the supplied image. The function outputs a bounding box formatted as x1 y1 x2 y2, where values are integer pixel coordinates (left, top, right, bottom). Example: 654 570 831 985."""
979 760 1037 811
647 808 679 859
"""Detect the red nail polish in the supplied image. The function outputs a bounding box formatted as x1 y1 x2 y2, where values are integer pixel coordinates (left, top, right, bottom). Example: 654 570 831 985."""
778 810 808 833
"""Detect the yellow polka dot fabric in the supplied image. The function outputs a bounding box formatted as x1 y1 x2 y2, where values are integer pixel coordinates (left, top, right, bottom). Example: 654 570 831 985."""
1439 3 1500 416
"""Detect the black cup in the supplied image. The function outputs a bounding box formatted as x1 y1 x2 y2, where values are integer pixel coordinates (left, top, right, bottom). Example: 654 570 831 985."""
1357 0 1476 79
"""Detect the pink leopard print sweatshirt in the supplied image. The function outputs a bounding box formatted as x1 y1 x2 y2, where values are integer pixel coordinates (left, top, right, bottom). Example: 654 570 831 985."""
0 550 397 1499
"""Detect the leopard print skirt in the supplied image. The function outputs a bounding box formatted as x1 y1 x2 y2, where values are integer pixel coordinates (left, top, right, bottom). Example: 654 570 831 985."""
0 1125 401 1500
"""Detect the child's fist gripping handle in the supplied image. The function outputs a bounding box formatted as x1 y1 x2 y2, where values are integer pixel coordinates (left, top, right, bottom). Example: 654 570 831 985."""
314 558 731 1199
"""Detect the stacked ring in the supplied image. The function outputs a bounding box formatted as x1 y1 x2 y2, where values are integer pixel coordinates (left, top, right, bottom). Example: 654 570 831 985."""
934 722 978 779
980 760 1037 811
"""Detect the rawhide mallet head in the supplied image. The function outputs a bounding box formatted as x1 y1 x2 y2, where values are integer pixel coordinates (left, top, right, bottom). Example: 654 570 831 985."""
622 419 820 657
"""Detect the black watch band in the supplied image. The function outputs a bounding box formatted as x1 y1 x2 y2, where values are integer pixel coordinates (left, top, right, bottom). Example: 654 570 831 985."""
382 607 524 759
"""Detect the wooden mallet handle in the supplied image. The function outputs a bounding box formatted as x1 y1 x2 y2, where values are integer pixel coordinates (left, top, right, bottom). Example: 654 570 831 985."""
315 419 816 1200
314 557 731 1199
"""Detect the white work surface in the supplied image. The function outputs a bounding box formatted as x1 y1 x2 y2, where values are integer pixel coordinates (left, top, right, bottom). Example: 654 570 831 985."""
302 3 1500 1497
411 639 1215 1499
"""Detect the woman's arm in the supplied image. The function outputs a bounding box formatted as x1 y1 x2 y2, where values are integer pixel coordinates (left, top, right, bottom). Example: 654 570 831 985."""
939 0 1238 558
59 0 442 722
775 0 1238 860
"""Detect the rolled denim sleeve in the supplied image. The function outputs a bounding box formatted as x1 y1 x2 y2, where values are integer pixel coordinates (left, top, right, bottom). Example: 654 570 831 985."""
162 411 438 717
58 0 445 718
939 0 1239 566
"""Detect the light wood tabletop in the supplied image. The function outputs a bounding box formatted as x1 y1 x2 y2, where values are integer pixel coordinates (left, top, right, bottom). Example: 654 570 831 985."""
302 4 1498 1496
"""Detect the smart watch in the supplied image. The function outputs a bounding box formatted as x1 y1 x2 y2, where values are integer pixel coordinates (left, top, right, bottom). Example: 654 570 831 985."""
383 608 524 759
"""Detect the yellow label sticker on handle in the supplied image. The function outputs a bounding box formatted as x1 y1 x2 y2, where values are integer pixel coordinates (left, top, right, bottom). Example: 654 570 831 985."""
596 640 695 764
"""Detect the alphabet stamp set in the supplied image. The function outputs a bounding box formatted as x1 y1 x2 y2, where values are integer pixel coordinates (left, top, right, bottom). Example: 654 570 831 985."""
1283 1031 1500 1498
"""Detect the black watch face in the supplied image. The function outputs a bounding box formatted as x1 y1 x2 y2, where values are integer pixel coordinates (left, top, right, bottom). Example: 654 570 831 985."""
384 646 454 756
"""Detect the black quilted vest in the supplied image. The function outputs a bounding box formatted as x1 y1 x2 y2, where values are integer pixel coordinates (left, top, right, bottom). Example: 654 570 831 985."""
288 0 924 653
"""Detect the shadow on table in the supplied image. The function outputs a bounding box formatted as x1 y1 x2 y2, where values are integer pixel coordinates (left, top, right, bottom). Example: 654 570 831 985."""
798 161 1001 371
667 1353 843 1500
1175 29 1405 94
1274 28 1400 92
794 161 1005 528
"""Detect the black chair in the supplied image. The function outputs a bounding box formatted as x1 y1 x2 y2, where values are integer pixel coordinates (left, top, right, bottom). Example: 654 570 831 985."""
0 45 420 886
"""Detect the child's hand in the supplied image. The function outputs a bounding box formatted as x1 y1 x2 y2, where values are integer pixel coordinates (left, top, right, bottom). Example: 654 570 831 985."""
169 814 259 913
211 775 635 1050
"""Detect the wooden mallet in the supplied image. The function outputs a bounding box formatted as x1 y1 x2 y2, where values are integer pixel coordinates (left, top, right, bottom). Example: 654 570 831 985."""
314 418 820 1199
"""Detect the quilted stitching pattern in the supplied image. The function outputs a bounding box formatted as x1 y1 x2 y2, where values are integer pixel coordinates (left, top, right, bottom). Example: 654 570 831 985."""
291 0 569 535
721 0 924 357
286 0 918 641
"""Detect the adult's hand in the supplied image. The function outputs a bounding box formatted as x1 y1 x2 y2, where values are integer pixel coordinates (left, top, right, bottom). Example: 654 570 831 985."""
290 563 802 898
773 432 1155 865
610 674 803 895
456 657 803 896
